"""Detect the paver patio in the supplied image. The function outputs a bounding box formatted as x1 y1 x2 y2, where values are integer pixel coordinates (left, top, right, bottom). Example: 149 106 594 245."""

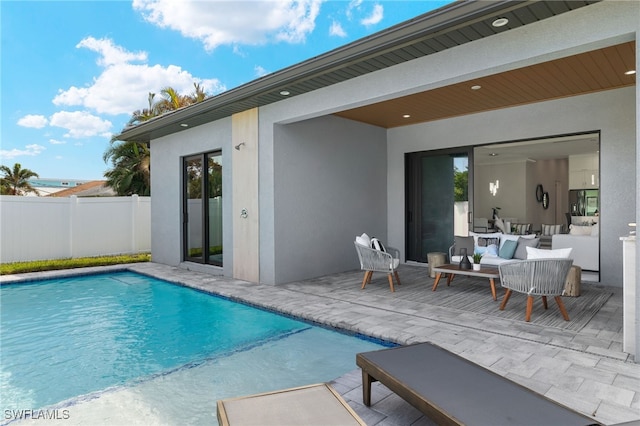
4 263 639 425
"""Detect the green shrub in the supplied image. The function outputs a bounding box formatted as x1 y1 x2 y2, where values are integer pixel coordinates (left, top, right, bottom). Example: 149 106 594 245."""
0 253 151 275
187 246 223 257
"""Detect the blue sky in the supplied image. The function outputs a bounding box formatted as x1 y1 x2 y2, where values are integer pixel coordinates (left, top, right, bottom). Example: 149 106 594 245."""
1 0 449 180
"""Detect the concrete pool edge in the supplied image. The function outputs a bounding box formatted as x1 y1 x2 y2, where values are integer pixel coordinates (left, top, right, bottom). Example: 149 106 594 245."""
3 262 638 425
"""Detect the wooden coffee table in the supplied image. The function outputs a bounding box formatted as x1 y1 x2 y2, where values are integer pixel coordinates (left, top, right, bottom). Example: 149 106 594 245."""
431 264 500 301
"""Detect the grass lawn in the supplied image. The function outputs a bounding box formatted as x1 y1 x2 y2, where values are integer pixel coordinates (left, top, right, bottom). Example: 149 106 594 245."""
1 253 151 275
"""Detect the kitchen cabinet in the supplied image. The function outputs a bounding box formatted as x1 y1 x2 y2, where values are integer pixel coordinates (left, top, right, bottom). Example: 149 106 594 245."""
569 153 599 189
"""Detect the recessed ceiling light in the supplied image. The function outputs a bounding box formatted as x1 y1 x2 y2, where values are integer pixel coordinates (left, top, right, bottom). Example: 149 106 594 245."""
180 123 189 127
489 153 499 156
492 17 509 27
403 114 411 118
471 85 482 90
624 70 636 75
280 90 290 96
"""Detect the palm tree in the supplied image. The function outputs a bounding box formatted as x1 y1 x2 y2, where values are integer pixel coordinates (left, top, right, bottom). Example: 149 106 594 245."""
190 82 207 103
128 93 160 127
106 84 209 195
0 163 39 195
103 141 150 196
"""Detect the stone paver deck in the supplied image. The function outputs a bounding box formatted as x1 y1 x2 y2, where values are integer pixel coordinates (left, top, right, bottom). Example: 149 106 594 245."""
3 263 639 425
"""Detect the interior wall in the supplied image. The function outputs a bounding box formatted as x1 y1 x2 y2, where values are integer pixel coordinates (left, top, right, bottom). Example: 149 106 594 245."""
474 162 527 224
474 158 569 231
271 115 387 284
527 158 570 229
388 87 635 287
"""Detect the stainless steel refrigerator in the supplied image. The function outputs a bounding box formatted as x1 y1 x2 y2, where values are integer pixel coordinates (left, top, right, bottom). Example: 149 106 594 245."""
569 189 599 217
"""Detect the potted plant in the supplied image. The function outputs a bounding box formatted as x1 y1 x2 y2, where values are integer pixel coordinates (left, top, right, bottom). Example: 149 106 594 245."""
472 253 482 271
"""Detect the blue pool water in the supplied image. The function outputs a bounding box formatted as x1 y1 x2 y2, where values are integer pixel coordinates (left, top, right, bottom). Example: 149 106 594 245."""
0 272 386 424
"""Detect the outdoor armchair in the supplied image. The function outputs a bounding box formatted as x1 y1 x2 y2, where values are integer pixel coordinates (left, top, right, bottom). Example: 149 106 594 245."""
498 258 573 322
354 241 401 292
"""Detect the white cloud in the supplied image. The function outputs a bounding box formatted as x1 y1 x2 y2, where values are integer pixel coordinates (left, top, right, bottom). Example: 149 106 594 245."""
53 37 225 116
346 0 362 19
55 62 224 116
0 144 46 160
361 4 383 26
132 0 323 51
254 65 269 78
17 115 48 129
77 37 148 67
49 139 66 145
49 111 113 139
329 20 346 37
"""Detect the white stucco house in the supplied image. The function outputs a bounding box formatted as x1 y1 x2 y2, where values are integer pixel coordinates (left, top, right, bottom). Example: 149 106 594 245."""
117 1 638 296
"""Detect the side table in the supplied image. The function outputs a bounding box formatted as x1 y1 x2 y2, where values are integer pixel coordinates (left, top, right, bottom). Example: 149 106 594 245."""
564 265 581 296
427 252 446 278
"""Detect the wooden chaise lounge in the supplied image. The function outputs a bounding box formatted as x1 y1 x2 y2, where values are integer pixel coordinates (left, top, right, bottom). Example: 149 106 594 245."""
356 342 599 426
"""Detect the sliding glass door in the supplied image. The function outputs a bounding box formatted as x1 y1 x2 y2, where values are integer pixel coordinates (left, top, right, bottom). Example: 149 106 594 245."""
183 151 223 266
406 148 472 262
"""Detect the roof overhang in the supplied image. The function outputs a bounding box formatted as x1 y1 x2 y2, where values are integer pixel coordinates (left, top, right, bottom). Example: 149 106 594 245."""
116 0 606 142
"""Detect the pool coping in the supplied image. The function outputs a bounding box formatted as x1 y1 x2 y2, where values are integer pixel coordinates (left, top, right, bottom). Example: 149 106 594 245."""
3 262 638 425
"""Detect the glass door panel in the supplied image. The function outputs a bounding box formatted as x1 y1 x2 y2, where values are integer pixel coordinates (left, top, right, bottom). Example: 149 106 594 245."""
184 156 203 262
420 156 454 257
406 149 471 263
207 153 223 266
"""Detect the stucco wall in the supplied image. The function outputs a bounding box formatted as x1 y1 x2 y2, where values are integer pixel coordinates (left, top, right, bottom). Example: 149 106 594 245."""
259 1 636 286
150 117 233 277
147 1 637 288
388 87 636 287
269 115 387 284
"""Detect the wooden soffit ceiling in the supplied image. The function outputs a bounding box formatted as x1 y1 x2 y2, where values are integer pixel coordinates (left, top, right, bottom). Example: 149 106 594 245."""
334 41 636 128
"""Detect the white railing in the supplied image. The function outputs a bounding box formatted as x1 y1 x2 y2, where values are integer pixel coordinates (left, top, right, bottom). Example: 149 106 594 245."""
0 195 151 263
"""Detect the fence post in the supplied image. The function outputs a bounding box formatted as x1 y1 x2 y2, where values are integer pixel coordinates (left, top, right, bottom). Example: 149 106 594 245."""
131 194 139 253
69 195 78 258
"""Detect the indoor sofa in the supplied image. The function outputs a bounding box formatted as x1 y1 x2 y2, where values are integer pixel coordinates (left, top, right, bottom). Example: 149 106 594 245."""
552 224 599 271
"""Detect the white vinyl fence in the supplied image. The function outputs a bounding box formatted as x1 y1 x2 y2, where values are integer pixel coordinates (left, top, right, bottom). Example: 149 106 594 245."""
0 195 151 263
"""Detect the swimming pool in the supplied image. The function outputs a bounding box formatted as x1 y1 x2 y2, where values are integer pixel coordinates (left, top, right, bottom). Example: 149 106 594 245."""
0 271 387 424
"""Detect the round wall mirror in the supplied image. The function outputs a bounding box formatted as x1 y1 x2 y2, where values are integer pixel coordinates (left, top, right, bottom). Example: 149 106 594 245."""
536 184 544 202
542 192 549 209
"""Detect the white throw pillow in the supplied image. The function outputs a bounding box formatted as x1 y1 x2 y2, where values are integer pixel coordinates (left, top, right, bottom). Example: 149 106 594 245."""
355 233 371 247
526 246 573 259
569 225 592 236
